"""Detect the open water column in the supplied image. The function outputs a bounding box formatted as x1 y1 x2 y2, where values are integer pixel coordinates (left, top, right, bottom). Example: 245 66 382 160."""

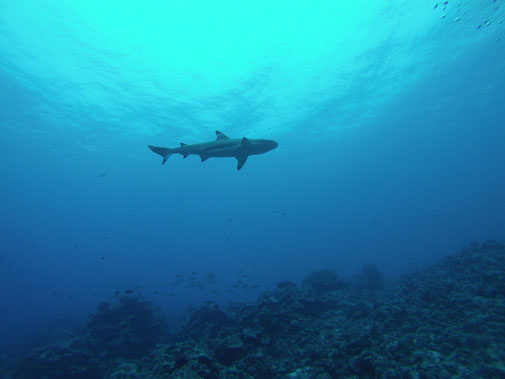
1 0 504 377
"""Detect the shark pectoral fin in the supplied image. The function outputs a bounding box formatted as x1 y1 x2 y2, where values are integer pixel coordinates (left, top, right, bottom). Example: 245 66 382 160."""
236 155 248 170
200 154 209 162
215 130 230 140
183 154 189 159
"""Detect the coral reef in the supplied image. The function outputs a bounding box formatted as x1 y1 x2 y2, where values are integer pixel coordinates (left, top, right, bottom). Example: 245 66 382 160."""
5 240 505 378
8 295 165 379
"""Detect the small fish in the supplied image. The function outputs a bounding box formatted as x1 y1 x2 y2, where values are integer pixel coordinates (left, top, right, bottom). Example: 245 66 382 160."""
114 290 121 296
99 173 107 178
125 289 134 294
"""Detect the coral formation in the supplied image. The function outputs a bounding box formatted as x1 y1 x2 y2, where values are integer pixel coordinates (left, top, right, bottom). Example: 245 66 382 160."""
5 240 505 378
8 295 164 378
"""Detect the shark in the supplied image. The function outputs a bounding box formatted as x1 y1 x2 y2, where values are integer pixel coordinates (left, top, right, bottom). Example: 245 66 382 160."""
148 130 278 170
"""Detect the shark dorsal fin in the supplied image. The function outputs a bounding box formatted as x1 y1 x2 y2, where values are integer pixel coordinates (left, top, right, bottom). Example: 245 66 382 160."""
241 137 251 149
180 142 187 147
215 130 229 140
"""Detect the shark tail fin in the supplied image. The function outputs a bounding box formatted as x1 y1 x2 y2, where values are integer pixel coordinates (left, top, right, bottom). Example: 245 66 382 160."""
148 145 172 165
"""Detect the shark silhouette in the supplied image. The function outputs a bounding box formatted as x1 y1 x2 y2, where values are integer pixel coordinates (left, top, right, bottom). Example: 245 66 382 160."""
148 130 278 170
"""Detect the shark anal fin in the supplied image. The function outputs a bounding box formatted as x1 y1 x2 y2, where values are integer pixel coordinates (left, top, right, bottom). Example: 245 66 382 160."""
236 155 248 170
215 130 230 140
200 154 209 162
181 142 188 158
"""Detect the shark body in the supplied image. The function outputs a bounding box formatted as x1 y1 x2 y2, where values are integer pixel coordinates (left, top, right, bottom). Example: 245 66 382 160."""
148 130 278 170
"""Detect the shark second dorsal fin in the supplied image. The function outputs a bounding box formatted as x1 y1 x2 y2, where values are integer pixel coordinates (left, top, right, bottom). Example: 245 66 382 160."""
215 130 229 140
180 142 187 147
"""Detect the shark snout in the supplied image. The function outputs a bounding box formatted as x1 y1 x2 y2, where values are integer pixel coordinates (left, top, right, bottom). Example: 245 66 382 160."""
267 140 278 151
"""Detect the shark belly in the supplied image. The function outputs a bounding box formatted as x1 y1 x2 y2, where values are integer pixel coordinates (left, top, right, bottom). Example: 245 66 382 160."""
205 146 241 158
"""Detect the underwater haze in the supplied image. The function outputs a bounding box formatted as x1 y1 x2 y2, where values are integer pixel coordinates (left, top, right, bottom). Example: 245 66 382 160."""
1 0 505 360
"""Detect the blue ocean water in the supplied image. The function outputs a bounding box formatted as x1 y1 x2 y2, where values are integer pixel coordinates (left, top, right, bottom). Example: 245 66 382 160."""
0 0 504 357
